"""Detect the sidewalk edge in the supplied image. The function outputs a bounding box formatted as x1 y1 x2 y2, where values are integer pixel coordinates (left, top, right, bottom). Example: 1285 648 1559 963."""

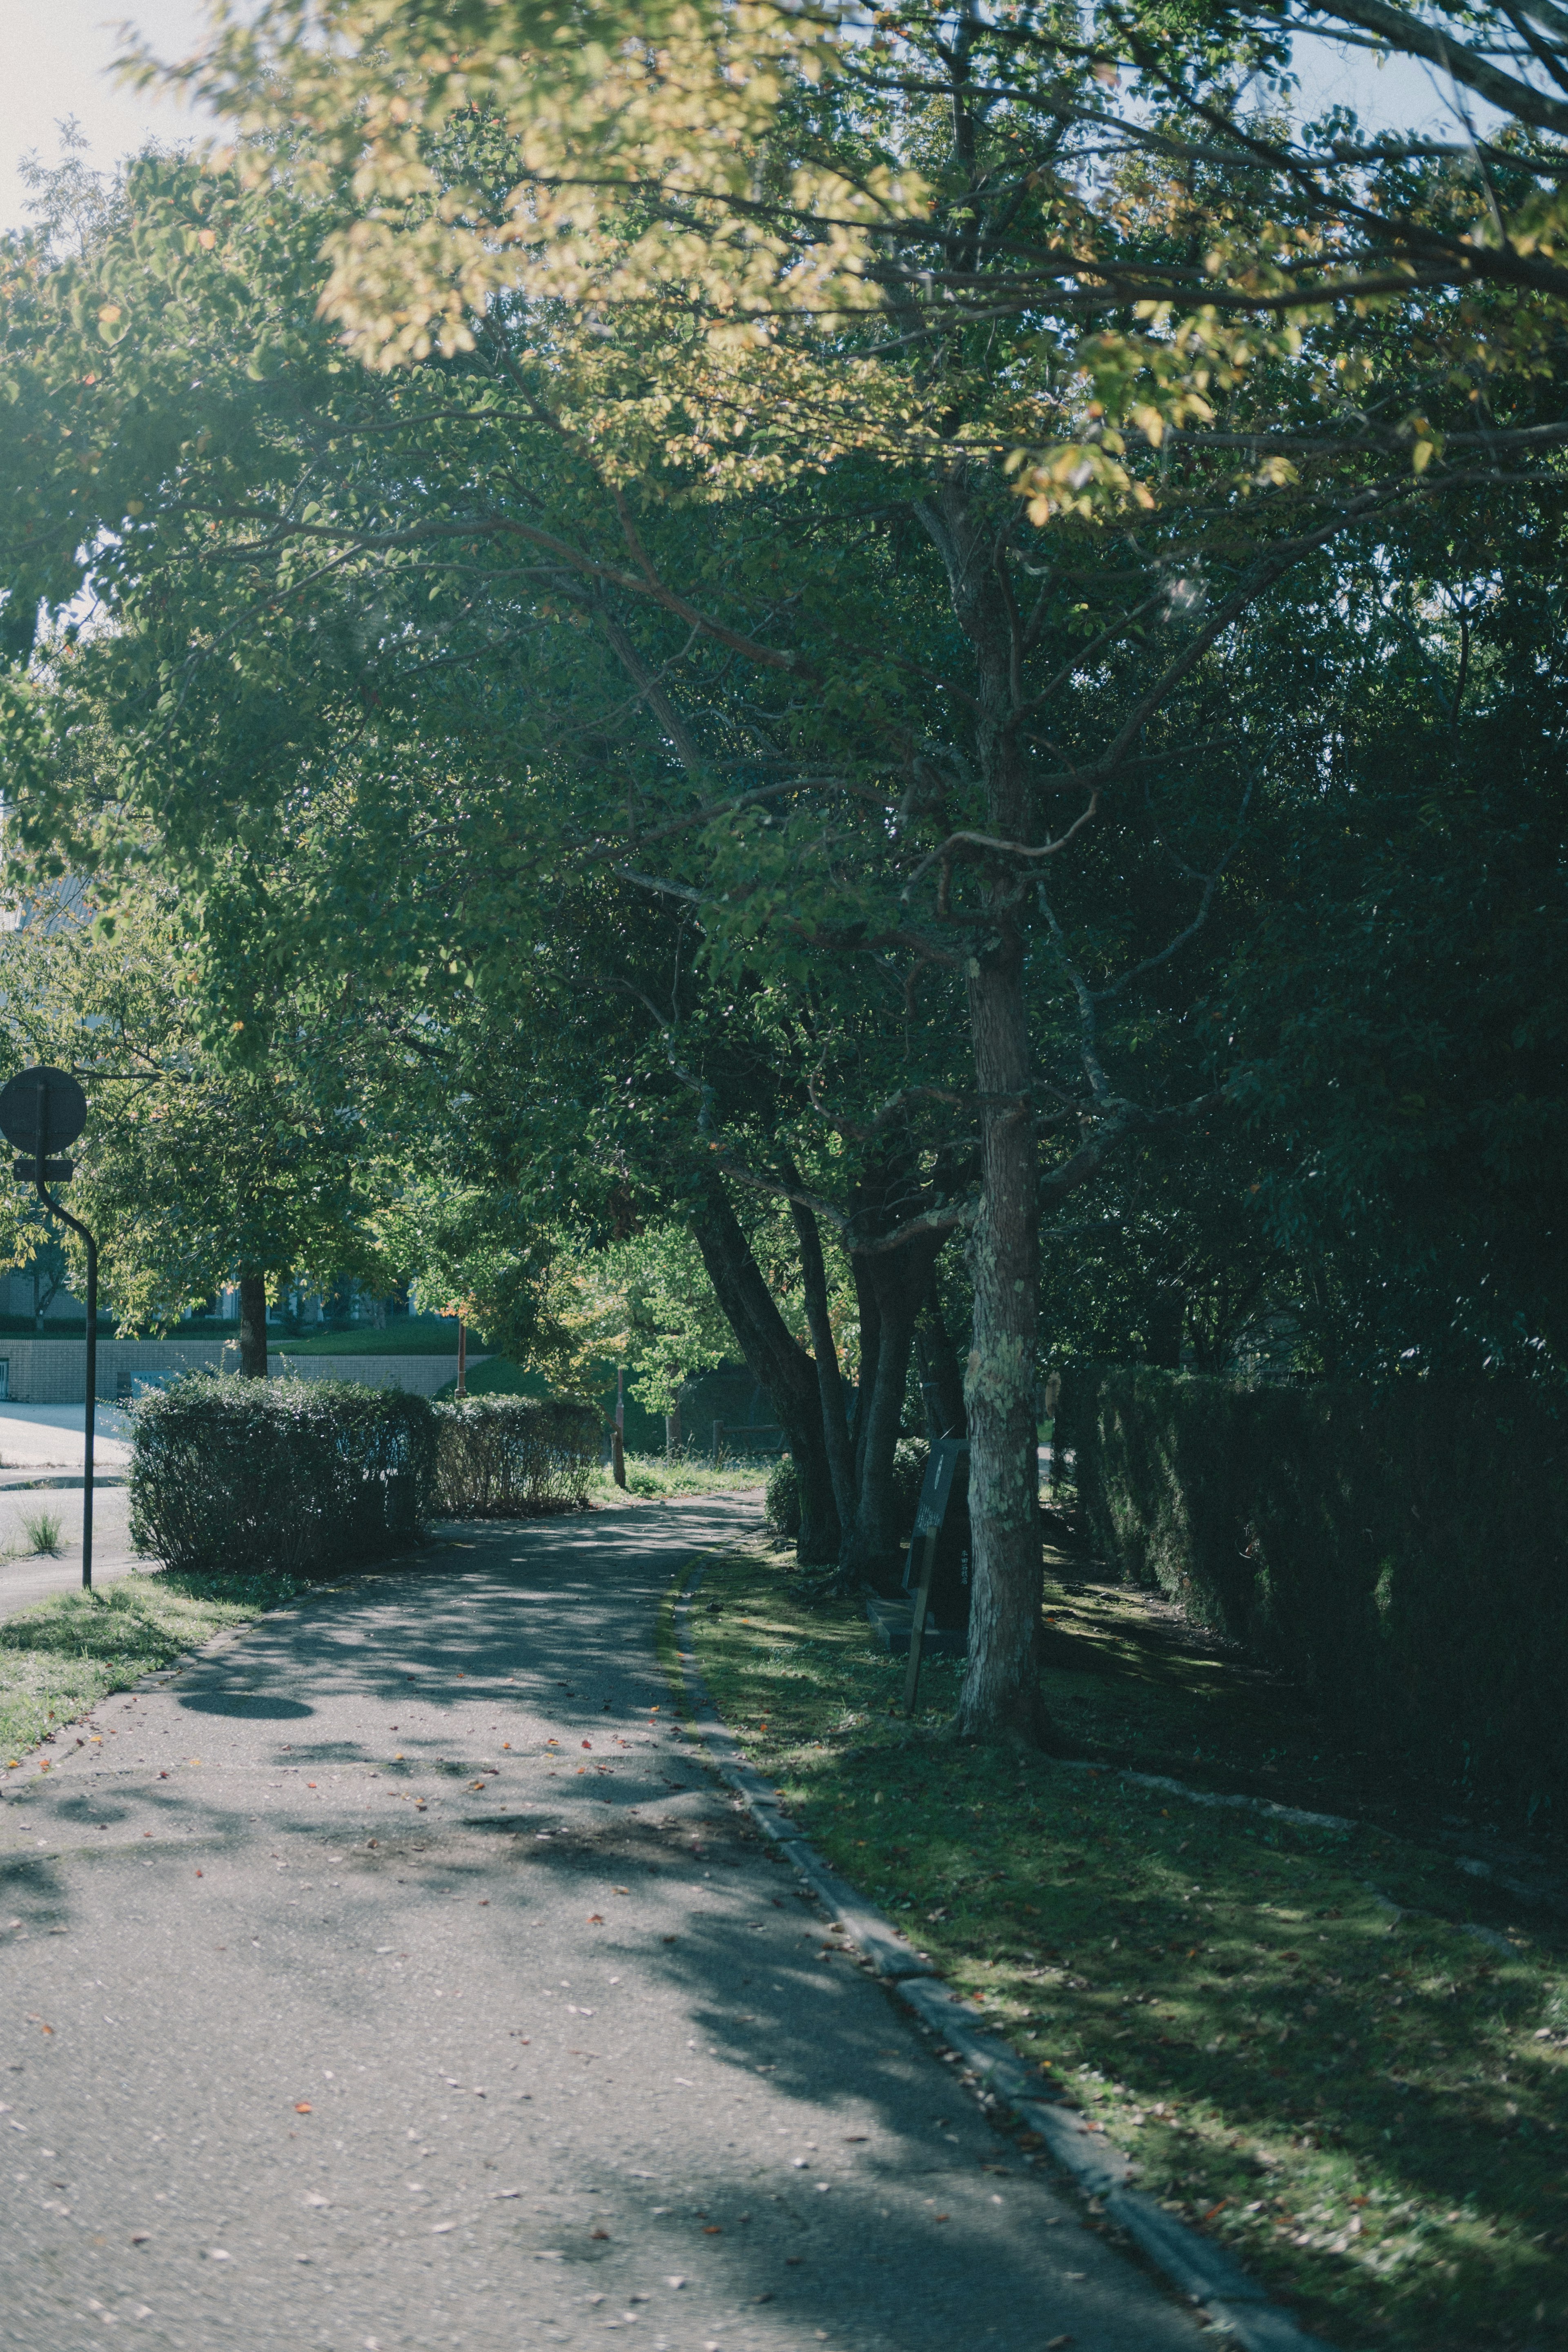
670 1550 1336 2352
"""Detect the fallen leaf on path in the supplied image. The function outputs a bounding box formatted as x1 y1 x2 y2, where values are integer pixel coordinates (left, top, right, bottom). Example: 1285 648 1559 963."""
590 2227 610 2240
587 1914 604 1925
295 2103 312 2114
703 2225 722 2235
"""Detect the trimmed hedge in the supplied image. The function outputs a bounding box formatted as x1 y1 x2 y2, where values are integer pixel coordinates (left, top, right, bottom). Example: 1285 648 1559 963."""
130 1375 437 1577
431 1395 599 1517
1062 1366 1568 1823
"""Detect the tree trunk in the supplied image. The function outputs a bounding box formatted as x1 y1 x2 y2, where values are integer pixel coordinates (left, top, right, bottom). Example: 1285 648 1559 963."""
847 1251 880 1493
689 1174 841 1564
838 1239 938 1584
921 471 1054 1747
956 947 1051 1744
238 1272 269 1380
788 1192 855 1524
916 1283 968 1440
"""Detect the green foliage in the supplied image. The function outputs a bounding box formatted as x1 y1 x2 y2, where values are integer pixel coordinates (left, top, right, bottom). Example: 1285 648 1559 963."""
129 1374 436 1576
766 1434 928 1554
1066 1367 1568 1824
764 1452 800 1541
430 1395 599 1518
19 1510 62 1558
0 875 402 1329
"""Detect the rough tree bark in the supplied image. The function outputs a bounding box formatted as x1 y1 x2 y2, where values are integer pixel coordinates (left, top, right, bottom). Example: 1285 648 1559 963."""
922 471 1054 1746
787 1189 856 1526
916 1282 968 1441
238 1272 269 1380
838 1234 941 1584
689 1173 842 1563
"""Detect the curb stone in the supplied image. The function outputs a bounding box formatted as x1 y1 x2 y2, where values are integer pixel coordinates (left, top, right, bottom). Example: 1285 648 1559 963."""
671 1554 1336 2352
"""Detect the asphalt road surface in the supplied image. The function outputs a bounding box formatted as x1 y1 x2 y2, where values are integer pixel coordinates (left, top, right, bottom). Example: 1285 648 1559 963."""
0 1498 1202 2352
0 1482 140 1617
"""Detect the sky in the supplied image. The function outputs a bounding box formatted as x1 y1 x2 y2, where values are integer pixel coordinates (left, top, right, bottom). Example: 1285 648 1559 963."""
0 1 210 238
0 2 1505 242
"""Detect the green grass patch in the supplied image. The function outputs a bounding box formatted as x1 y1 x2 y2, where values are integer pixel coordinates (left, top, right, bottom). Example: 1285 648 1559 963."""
0 1564 326 1766
276 1317 466 1357
686 1538 1568 2352
591 1454 769 1502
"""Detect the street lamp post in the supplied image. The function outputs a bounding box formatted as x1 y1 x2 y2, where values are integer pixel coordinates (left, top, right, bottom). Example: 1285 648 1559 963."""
0 1066 97 1590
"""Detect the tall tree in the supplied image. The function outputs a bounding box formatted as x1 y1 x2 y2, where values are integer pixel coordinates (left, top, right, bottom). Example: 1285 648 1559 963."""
6 4 1566 1735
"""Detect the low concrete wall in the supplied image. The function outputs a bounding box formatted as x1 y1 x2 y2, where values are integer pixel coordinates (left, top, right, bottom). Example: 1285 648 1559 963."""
0 1339 229 1403
0 1339 486 1404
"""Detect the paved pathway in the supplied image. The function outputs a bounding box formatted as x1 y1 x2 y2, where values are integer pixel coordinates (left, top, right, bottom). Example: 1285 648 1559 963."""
0 1484 140 1617
0 1500 1201 2352
0 1404 135 1472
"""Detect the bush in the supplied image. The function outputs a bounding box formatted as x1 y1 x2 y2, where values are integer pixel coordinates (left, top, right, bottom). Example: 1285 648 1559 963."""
764 1454 800 1541
432 1395 600 1517
130 1375 437 1576
1063 1365 1568 1823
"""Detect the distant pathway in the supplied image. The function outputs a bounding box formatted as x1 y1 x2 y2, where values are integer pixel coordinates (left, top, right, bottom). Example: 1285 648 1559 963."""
0 1499 1201 2352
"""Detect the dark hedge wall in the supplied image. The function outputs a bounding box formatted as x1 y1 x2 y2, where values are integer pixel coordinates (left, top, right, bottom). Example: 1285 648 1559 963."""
1060 1367 1568 1824
131 1375 437 1576
432 1395 600 1516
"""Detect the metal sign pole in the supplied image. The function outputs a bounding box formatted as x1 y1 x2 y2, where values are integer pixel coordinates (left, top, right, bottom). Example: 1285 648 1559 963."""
40 1192 98 1591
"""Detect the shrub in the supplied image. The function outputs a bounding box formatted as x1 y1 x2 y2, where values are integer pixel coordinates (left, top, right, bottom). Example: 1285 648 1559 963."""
764 1454 800 1541
431 1395 599 1517
130 1375 437 1576
1062 1365 1568 1823
765 1436 933 1558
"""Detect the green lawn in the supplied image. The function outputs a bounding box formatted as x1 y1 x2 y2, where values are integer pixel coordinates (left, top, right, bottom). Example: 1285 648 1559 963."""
0 1566 327 1766
274 1317 466 1357
592 1453 769 1502
685 1537 1568 2352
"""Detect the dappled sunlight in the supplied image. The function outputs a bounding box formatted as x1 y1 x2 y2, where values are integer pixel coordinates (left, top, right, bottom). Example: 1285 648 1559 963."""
694 1535 1568 2352
0 1498 1199 2350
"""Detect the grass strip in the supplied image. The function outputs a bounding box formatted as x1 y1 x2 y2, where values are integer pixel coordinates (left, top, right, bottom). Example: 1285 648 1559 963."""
687 1535 1568 2352
590 1456 768 1503
0 1564 327 1767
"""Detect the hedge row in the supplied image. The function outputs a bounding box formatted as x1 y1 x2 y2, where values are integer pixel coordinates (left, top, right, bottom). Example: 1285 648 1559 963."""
1061 1365 1568 1824
431 1394 601 1517
130 1377 438 1577
129 1380 600 1576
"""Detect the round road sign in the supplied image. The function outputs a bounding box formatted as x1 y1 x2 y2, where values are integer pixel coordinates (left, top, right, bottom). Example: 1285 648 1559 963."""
0 1065 88 1156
